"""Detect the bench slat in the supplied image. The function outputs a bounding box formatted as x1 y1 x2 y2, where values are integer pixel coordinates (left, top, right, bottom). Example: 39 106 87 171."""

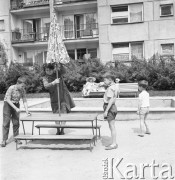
35 124 101 129
14 135 95 140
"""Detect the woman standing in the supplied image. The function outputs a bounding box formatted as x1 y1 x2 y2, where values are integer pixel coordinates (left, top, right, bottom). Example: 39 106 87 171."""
42 63 75 135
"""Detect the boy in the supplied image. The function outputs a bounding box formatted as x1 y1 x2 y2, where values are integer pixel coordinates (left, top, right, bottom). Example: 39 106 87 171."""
1 76 31 147
103 73 119 150
137 80 150 137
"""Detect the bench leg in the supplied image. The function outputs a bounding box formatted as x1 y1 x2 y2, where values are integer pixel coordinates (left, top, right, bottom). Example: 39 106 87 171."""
91 121 94 135
95 119 98 140
93 138 96 146
22 121 26 135
32 121 34 135
99 128 101 138
39 128 40 135
16 141 18 150
90 141 92 152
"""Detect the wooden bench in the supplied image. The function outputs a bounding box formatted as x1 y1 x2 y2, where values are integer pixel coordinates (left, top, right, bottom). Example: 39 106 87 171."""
119 83 138 97
35 124 101 137
88 91 105 98
85 83 138 98
14 134 96 151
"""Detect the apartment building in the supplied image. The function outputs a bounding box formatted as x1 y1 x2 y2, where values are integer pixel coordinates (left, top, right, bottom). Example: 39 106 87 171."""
0 0 99 67
0 0 11 66
0 0 174 66
98 0 175 63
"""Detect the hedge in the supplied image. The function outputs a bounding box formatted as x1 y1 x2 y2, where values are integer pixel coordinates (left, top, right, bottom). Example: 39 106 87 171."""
0 55 175 94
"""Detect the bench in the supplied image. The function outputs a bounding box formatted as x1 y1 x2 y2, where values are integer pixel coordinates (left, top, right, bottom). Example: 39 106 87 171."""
35 124 101 137
87 83 138 98
14 134 96 151
119 83 138 97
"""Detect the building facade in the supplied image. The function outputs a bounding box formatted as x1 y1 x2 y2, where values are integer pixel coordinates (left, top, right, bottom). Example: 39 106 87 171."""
98 0 175 62
0 0 174 67
0 0 11 66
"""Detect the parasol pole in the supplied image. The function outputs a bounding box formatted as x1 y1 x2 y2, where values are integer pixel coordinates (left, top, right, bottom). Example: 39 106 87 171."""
55 62 61 116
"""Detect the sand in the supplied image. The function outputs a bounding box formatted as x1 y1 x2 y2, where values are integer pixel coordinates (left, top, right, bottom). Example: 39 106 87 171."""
0 101 175 180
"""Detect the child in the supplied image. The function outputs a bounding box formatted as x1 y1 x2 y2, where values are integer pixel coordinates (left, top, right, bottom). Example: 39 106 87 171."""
82 77 97 96
137 80 150 137
103 73 119 150
1 76 31 147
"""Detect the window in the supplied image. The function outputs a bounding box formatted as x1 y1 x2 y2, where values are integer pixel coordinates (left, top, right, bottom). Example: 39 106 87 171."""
67 49 75 60
88 48 97 58
23 50 46 66
112 42 143 61
77 48 86 59
63 13 97 39
160 4 173 16
63 16 74 39
111 3 143 24
24 51 33 66
161 44 174 55
0 20 5 31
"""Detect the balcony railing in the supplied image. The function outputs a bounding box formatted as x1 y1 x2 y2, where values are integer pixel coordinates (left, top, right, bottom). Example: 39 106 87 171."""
11 24 98 44
63 23 99 40
12 27 49 43
54 0 96 5
10 0 49 10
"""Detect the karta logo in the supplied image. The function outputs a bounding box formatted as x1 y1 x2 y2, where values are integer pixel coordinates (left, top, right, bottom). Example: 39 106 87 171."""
102 158 174 179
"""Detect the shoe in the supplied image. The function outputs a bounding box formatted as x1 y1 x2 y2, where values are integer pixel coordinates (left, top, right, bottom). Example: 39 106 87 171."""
60 130 65 135
15 140 22 145
60 128 65 135
138 134 144 137
145 130 151 135
105 144 118 150
1 140 6 147
56 128 60 135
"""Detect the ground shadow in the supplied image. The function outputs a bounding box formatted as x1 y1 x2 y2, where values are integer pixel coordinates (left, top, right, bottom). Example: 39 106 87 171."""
132 128 140 134
100 136 112 147
17 146 92 151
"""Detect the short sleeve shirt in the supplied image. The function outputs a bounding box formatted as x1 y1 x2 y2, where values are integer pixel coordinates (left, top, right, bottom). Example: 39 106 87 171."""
139 90 150 107
103 83 118 103
4 85 25 104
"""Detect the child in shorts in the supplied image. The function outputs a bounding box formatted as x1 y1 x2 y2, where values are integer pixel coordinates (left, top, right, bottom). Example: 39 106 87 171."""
103 73 119 150
137 80 150 137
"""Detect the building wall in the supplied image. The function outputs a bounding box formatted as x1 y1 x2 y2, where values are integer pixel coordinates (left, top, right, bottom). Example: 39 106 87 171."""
0 0 11 66
98 0 175 63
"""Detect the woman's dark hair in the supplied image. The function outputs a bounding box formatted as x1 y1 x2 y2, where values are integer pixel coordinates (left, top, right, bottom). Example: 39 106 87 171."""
44 63 55 70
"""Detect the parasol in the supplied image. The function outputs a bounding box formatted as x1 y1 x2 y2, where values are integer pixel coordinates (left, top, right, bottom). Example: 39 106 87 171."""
46 12 70 116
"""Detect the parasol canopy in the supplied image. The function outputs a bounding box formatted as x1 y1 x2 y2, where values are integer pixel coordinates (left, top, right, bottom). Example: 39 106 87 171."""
46 12 70 64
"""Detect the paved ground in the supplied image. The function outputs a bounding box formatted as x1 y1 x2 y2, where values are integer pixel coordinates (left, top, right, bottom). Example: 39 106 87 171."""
0 101 175 180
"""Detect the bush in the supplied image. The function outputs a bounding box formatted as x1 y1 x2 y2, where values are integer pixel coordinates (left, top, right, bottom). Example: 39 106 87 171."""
0 55 175 95
0 62 46 94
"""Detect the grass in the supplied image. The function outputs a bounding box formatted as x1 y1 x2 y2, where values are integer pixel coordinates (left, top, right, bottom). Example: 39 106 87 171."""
0 90 174 100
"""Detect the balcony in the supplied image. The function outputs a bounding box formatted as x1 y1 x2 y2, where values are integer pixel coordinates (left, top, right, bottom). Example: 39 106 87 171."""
11 24 98 45
11 27 49 44
11 0 49 10
63 23 99 40
54 0 97 11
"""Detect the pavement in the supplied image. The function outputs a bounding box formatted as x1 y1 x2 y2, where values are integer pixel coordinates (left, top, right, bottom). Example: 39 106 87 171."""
0 101 175 180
